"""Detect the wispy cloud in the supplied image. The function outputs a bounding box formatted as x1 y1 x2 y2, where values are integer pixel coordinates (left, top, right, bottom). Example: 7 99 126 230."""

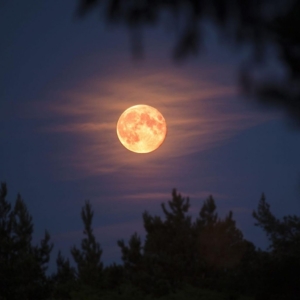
44 122 114 133
36 61 276 193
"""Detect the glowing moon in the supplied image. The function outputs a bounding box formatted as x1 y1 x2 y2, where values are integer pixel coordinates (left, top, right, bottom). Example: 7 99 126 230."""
117 105 167 153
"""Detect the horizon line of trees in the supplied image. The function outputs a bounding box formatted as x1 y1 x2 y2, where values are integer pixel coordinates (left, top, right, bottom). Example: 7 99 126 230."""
1 182 299 300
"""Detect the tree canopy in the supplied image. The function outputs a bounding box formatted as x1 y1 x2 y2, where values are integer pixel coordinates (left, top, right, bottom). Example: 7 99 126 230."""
253 193 300 299
70 200 103 297
0 183 53 300
1 182 300 299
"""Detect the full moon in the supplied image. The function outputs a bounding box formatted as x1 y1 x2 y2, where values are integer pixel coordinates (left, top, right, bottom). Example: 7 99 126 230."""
117 105 167 153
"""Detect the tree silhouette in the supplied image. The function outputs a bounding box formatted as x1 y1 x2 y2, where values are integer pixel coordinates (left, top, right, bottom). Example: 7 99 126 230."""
143 189 194 291
76 0 300 124
51 251 76 299
253 193 300 256
102 263 124 290
194 195 248 295
0 183 53 300
196 195 218 228
2 183 278 299
118 232 143 271
253 193 300 299
117 232 147 292
117 189 254 297
117 189 194 296
71 200 103 290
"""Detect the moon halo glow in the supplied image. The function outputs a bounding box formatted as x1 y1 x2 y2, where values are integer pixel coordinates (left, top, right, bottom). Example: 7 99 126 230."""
116 105 167 153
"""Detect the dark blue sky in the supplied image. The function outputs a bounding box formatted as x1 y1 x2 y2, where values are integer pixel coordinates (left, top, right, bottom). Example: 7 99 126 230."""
1 0 300 272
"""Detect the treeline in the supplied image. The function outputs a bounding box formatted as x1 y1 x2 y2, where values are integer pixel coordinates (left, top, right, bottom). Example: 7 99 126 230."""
0 183 299 300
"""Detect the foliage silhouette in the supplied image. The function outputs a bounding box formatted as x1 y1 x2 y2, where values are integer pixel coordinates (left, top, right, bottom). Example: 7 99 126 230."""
102 262 124 290
51 251 76 299
197 208 244 268
194 195 253 295
142 189 194 289
0 183 53 300
76 0 300 125
2 182 300 299
71 200 103 293
118 189 253 297
253 194 300 299
253 193 300 256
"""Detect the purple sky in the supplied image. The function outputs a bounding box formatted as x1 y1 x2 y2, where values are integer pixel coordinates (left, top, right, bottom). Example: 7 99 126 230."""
1 0 300 273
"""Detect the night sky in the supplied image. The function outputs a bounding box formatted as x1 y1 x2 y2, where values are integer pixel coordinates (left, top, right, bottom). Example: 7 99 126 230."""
1 0 300 272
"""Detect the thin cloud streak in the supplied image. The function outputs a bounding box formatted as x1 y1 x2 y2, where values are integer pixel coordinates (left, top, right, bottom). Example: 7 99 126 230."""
43 122 114 133
38 62 277 187
115 191 229 203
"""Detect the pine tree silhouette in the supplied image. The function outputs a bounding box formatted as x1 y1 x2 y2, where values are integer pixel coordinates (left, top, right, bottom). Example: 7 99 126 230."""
71 200 103 289
0 183 53 300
